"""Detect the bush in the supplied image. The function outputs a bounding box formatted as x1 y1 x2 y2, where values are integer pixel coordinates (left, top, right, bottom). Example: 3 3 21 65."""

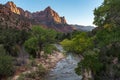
37 64 47 76
0 45 14 78
17 64 47 80
17 74 26 80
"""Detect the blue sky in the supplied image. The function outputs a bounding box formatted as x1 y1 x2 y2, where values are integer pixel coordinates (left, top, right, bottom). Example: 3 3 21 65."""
0 0 103 26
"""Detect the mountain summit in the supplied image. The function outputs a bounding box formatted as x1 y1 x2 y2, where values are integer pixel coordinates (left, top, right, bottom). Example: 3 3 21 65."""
44 6 67 24
32 6 67 25
5 1 32 18
5 1 20 15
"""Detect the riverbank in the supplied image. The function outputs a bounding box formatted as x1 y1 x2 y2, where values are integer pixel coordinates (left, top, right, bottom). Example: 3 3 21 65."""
12 51 65 80
36 51 65 70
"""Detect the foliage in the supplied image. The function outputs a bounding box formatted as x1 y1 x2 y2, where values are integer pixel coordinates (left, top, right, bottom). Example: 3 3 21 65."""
0 28 29 46
24 26 57 58
95 26 120 47
24 37 38 52
61 1 120 79
61 32 93 54
94 41 120 80
55 32 64 41
0 27 29 56
57 31 84 40
75 49 103 75
92 0 120 79
93 0 120 27
17 64 46 80
70 30 84 38
17 73 26 80
43 44 57 54
0 45 14 77
36 64 47 76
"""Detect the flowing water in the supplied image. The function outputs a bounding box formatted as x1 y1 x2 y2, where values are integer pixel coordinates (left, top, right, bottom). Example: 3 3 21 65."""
46 44 82 80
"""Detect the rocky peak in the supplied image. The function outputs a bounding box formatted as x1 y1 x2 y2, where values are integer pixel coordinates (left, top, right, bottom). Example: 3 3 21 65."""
0 3 31 30
4 1 67 24
2 2 73 32
61 16 67 24
5 1 20 14
5 1 32 18
43 6 67 24
45 6 52 11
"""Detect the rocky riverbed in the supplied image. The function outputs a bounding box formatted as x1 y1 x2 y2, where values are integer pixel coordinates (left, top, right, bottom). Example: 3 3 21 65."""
46 44 82 80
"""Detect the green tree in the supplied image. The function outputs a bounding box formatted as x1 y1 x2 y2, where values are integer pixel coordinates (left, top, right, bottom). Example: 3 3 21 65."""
61 32 93 54
75 49 103 79
93 0 120 27
0 27 29 56
92 0 120 79
95 26 120 48
24 26 57 58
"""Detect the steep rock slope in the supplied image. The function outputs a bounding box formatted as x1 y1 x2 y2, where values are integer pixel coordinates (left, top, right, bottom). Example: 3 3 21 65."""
3 1 73 32
0 3 31 30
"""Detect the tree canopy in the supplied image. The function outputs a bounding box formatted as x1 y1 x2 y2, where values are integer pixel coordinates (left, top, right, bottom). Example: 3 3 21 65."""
24 26 57 58
61 32 93 54
93 0 120 27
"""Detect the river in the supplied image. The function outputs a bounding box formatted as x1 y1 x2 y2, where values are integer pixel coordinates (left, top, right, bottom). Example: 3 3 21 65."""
46 44 82 80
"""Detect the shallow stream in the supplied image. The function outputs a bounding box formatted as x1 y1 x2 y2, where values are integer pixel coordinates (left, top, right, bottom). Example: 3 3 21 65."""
46 44 82 80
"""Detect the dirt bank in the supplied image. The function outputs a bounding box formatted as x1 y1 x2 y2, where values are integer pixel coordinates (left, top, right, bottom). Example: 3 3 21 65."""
12 51 64 80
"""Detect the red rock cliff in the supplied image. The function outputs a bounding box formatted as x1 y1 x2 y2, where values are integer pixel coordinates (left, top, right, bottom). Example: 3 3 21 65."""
3 1 73 32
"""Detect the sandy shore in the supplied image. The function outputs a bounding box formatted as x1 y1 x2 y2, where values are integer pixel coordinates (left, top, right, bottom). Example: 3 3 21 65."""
12 51 64 80
36 51 64 70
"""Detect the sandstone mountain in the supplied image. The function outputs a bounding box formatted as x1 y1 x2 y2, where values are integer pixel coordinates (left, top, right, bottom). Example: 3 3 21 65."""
1 1 73 32
5 1 32 18
0 3 31 30
32 6 67 24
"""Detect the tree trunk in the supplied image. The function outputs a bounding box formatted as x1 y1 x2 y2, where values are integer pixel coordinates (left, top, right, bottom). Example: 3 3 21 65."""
37 45 42 58
38 50 41 58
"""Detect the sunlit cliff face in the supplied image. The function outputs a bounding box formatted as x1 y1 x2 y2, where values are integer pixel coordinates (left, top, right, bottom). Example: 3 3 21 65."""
44 6 67 24
5 1 20 15
1 1 73 32
32 6 67 24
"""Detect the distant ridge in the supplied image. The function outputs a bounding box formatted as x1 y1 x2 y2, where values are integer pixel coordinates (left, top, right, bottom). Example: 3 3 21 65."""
0 1 94 32
71 25 95 31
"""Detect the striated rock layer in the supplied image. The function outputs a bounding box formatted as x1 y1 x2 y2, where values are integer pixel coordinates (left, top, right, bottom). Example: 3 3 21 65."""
0 4 31 30
1 1 74 32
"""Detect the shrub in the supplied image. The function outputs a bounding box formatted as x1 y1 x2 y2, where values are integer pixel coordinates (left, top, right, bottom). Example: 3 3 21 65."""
0 45 14 78
17 64 47 80
37 64 47 76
